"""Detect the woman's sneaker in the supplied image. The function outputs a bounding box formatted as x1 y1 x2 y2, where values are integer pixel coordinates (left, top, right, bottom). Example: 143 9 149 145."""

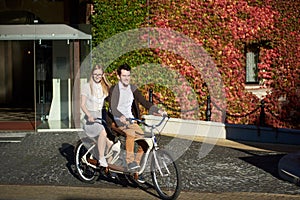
98 157 108 168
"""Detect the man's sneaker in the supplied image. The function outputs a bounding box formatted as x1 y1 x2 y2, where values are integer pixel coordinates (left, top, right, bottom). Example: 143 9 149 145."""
137 174 145 183
110 172 118 180
127 161 140 171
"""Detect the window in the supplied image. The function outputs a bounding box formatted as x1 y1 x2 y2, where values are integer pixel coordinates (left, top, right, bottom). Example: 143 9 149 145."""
245 44 259 84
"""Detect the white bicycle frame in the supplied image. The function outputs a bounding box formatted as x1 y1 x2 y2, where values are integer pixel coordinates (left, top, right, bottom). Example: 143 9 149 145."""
81 115 168 176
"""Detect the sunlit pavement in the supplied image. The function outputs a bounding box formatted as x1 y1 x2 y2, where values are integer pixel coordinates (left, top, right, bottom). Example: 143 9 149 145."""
1 185 300 200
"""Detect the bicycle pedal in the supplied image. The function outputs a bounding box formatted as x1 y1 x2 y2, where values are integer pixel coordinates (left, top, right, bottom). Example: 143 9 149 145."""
87 158 98 165
98 166 109 174
133 172 139 180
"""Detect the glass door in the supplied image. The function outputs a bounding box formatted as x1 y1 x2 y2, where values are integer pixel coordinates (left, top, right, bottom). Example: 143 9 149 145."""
35 39 91 130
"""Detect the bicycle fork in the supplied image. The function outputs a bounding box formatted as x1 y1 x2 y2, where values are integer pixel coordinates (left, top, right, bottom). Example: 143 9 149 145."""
152 150 171 177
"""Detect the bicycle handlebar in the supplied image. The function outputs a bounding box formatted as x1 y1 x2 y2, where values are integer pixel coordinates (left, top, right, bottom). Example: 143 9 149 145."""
92 118 106 125
93 114 169 129
128 114 169 128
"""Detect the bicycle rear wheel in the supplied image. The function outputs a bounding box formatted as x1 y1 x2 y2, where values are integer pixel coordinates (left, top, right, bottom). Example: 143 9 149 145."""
151 149 181 200
74 140 99 183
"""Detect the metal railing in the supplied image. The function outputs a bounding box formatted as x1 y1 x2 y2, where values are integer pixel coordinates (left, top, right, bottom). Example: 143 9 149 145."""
148 89 295 127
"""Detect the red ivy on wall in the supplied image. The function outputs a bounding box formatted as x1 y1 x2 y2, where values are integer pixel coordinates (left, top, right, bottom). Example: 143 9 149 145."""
146 0 299 128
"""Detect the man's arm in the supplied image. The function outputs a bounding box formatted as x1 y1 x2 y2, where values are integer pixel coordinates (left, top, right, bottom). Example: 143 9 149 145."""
108 85 123 118
133 88 160 115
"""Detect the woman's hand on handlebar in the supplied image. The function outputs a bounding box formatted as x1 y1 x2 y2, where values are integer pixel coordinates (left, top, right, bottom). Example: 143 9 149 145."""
87 115 95 122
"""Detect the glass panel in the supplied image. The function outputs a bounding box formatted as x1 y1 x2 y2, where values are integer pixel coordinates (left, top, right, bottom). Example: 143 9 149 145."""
35 39 91 130
35 40 52 122
36 40 71 129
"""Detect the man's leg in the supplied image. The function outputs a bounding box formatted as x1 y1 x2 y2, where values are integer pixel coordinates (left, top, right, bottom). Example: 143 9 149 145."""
129 124 144 165
119 126 136 165
120 124 144 170
125 130 136 164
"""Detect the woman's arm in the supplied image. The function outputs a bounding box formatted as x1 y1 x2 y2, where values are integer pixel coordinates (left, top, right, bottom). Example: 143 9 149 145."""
81 94 94 122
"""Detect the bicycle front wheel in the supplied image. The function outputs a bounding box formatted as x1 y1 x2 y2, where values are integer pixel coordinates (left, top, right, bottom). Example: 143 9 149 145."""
151 149 181 200
74 140 99 183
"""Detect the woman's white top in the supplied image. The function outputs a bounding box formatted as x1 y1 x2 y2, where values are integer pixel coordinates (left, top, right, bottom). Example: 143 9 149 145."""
81 82 106 112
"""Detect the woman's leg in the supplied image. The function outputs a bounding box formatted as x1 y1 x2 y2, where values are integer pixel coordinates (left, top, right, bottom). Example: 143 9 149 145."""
98 129 108 167
106 138 113 153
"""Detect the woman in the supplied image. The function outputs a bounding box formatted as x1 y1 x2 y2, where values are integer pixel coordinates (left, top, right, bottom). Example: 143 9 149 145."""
81 64 112 167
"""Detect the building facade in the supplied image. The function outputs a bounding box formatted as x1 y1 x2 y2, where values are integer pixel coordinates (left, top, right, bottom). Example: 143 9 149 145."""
0 0 93 130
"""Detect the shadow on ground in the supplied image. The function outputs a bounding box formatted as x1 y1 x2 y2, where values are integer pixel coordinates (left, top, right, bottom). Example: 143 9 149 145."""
59 143 77 177
237 148 285 179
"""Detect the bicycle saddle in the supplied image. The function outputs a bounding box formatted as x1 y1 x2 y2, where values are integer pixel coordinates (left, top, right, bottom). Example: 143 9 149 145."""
111 122 127 136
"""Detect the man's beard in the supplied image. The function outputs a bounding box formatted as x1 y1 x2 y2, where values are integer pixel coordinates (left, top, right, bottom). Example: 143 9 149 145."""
121 80 129 87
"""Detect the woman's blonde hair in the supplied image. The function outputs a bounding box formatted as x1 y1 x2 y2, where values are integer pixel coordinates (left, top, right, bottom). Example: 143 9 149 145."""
89 64 111 97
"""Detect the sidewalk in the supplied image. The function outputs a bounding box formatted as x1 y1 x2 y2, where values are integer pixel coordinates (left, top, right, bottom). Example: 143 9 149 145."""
1 185 300 200
164 133 300 153
0 131 299 199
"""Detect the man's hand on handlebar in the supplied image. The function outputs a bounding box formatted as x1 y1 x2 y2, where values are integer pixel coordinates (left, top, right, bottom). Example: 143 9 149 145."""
119 115 129 124
151 110 168 118
158 109 168 117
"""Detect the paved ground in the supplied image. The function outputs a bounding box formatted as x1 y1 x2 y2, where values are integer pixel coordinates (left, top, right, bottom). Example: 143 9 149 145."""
0 131 300 199
1 185 300 200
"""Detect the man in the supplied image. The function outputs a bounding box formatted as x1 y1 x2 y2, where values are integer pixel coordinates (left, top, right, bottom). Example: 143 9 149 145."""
109 63 165 171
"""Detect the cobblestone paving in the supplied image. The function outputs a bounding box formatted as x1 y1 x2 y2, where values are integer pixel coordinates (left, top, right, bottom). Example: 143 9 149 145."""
0 132 299 195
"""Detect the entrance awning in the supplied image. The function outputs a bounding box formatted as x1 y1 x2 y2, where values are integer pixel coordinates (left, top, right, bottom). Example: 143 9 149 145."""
0 24 92 40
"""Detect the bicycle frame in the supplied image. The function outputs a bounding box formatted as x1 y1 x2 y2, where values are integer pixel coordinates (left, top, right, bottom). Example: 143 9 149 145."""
81 143 97 169
82 115 169 175
105 115 167 174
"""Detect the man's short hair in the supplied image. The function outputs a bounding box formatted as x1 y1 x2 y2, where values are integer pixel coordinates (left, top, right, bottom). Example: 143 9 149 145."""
117 63 131 76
